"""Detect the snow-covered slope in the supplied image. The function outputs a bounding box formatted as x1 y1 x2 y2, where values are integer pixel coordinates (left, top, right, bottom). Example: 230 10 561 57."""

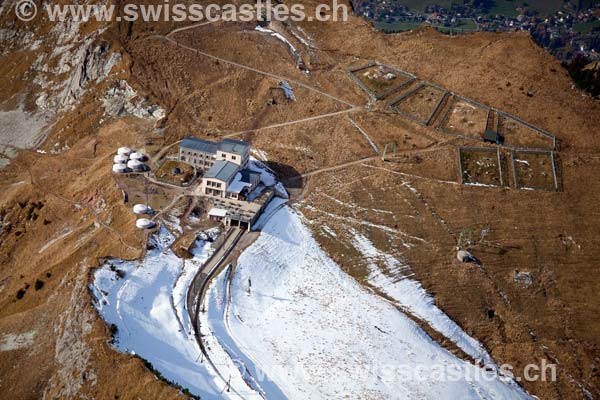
90 227 227 399
215 207 531 399
90 206 532 399
348 228 496 367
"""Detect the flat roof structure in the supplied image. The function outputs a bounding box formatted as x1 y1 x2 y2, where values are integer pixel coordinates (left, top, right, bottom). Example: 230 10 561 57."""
208 207 228 218
180 137 219 154
240 169 260 183
218 138 250 155
204 160 239 182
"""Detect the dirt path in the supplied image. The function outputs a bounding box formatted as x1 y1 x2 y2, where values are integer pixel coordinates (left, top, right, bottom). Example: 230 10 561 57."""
223 108 361 138
151 35 358 108
348 116 380 155
166 20 219 37
286 156 379 183
150 139 181 165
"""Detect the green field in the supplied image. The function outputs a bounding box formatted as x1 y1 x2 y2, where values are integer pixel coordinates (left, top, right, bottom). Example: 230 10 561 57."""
573 19 600 34
375 18 478 34
395 0 566 17
374 21 424 32
485 0 520 17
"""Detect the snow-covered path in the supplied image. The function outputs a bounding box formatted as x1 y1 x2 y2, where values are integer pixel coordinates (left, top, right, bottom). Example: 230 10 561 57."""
209 207 531 399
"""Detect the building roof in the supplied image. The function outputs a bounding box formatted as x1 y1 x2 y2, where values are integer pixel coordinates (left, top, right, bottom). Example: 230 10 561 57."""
227 172 254 194
484 129 500 142
239 169 261 183
208 207 228 218
204 160 239 182
218 138 250 155
227 180 252 194
180 137 219 154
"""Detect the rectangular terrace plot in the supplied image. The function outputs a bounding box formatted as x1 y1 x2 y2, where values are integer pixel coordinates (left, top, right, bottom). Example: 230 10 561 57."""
458 147 503 187
349 63 415 100
438 97 489 139
511 150 558 191
497 113 555 150
389 84 447 125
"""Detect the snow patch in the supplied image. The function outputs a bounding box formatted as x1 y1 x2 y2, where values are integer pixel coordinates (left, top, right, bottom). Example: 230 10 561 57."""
90 226 230 399
348 229 497 367
212 207 531 399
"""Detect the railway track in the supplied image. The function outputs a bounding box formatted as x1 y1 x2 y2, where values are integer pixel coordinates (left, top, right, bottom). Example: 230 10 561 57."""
185 227 246 394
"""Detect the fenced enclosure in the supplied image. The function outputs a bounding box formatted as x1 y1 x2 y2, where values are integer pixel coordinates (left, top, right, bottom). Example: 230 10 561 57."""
457 146 503 187
348 62 417 100
510 149 558 191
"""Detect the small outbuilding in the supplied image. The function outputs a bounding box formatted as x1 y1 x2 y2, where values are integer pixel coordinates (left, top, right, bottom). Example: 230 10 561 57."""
130 152 146 161
457 250 475 263
114 155 129 164
117 147 132 156
133 204 151 215
136 218 155 229
127 159 146 172
208 207 227 222
112 164 129 173
483 129 504 145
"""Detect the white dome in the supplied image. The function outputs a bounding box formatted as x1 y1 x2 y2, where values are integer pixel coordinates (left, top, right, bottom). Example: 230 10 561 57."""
133 204 150 215
457 250 472 262
117 147 132 156
113 155 128 164
112 164 128 173
130 152 146 161
136 218 155 229
127 159 143 168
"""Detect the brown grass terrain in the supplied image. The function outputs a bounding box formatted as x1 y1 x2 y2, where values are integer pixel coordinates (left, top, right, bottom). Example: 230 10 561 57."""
460 148 502 186
155 160 196 186
498 115 556 150
1 1 600 399
441 98 489 137
353 64 412 97
393 84 446 122
513 151 557 190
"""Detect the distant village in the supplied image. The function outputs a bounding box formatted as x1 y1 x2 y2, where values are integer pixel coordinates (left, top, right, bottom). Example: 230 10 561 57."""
353 1 600 62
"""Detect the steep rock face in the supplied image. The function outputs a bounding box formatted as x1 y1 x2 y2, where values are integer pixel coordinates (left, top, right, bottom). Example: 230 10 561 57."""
42 265 96 400
0 13 166 161
29 19 120 113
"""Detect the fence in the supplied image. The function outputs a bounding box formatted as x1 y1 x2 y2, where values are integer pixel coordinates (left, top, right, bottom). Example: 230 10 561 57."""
347 60 559 152
347 62 417 100
458 146 504 187
510 149 559 191
388 83 450 126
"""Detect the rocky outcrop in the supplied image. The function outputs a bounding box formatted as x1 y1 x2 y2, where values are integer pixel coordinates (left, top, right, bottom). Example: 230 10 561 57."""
102 80 166 120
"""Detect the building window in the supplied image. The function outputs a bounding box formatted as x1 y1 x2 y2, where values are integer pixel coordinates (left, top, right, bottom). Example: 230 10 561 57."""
232 155 237 160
